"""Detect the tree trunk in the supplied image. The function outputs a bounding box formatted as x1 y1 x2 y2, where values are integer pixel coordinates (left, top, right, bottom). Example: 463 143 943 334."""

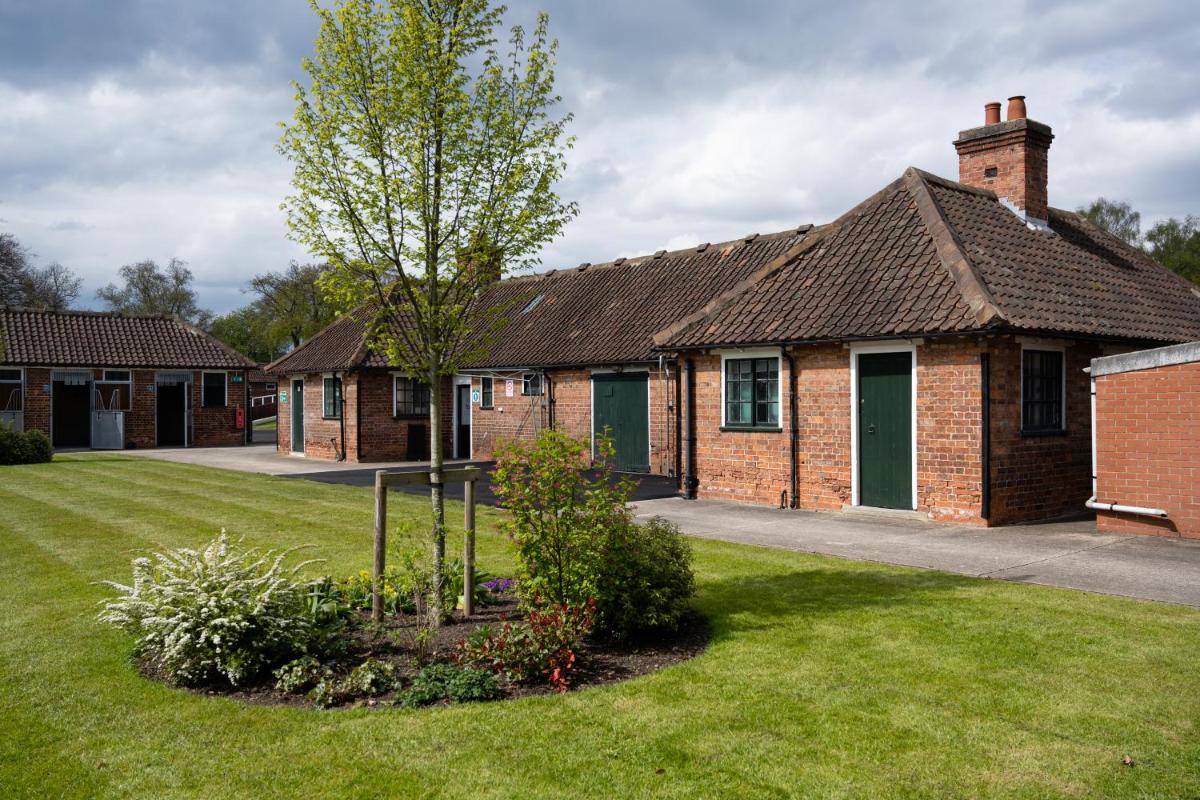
428 365 446 624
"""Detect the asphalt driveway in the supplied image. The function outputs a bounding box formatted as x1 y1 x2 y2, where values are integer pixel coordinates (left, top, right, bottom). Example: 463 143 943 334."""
632 498 1200 607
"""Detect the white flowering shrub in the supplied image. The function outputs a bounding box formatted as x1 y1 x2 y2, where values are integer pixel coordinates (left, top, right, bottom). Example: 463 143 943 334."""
98 532 326 687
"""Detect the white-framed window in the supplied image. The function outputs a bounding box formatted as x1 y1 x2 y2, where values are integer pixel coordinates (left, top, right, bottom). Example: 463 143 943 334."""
322 374 343 418
393 376 430 417
522 372 543 396
1021 345 1066 434
202 371 227 408
96 369 132 411
266 382 277 393
479 376 494 408
719 350 782 430
0 367 23 412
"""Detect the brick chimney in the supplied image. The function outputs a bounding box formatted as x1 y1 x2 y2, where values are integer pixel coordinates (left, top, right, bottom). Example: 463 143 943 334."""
953 96 1054 226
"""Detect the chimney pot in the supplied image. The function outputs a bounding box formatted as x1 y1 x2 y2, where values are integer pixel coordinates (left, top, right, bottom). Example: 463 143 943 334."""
984 102 1001 125
1006 95 1027 121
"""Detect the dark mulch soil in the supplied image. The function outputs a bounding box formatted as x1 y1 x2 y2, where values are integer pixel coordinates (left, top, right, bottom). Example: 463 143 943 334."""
139 595 709 710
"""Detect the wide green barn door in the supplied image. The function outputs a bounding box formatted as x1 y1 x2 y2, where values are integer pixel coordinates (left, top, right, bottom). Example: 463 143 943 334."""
858 352 913 509
592 373 650 473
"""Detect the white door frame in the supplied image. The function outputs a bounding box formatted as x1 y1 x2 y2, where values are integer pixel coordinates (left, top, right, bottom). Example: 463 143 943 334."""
849 341 918 509
452 375 473 460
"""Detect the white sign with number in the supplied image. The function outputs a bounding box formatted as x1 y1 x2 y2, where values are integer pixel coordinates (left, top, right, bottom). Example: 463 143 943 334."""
471 390 480 403
505 379 514 397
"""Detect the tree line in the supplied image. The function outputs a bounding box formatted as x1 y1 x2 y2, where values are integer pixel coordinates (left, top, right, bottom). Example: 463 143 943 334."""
1077 199 1200 285
0 230 336 364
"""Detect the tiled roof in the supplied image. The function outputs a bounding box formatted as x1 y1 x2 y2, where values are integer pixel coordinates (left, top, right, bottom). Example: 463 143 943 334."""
0 308 255 369
266 229 812 373
658 168 1200 349
463 229 810 368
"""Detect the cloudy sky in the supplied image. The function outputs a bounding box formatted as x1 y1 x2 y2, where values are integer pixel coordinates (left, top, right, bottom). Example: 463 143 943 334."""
1 0 1198 315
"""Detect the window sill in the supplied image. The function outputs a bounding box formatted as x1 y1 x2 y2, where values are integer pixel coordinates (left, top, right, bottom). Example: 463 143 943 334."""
720 425 783 433
1021 428 1068 438
393 414 429 420
322 416 342 421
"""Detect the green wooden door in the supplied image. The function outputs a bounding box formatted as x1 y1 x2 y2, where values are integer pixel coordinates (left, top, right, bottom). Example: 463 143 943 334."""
857 352 913 509
592 373 650 473
291 379 305 454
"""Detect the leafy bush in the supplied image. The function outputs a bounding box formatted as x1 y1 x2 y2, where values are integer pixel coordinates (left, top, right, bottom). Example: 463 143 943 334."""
493 430 695 641
0 423 51 465
97 533 328 687
593 517 695 641
456 600 594 691
492 431 629 608
344 657 397 696
274 655 328 694
395 663 500 708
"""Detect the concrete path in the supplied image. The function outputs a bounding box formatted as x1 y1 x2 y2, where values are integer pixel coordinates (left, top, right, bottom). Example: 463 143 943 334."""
631 498 1200 607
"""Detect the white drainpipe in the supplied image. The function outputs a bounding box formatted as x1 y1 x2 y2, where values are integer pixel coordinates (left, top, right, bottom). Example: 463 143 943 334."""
1084 368 1169 519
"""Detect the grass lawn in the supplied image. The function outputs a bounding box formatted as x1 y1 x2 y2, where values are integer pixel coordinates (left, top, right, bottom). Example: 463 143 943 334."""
253 417 276 431
2 455 1199 799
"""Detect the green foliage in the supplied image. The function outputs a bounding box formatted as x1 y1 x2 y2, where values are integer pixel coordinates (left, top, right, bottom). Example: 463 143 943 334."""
273 655 328 694
0 424 53 466
594 517 695 641
455 600 593 691
395 663 500 708
209 303 286 364
492 430 630 607
492 429 695 640
345 657 398 695
97 533 329 687
1146 215 1200 285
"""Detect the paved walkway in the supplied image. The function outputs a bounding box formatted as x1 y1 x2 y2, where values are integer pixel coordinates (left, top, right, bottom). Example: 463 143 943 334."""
631 498 1200 607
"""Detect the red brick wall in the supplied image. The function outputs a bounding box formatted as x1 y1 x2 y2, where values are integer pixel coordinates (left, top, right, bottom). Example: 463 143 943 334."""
986 338 1097 525
1094 360 1200 538
686 337 1095 525
7 367 246 449
276 370 451 463
469 367 678 475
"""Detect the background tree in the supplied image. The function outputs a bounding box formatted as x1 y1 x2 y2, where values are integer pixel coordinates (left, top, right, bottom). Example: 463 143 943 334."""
248 262 336 349
1145 216 1200 285
1077 197 1200 286
210 303 284 364
0 233 30 307
97 258 213 327
1077 198 1141 245
23 262 82 312
280 0 576 616
0 233 82 311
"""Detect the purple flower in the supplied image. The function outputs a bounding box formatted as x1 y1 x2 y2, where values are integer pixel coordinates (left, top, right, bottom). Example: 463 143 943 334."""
483 578 514 593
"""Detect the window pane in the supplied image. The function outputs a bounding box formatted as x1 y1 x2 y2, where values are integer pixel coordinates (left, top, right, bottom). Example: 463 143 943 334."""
481 377 493 407
0 369 21 382
103 370 130 382
323 377 341 417
1022 350 1063 431
1 383 21 411
202 372 225 407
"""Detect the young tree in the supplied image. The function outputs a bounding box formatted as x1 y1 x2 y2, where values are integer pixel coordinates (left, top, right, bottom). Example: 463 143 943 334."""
1077 197 1142 245
248 262 336 349
280 0 576 617
97 258 213 327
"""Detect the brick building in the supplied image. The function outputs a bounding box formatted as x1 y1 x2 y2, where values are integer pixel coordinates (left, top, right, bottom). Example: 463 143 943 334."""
1089 342 1200 538
271 97 1200 525
0 309 254 449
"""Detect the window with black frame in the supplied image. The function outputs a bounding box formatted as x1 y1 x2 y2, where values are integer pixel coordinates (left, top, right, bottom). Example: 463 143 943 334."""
724 357 780 428
1022 349 1064 433
394 376 430 417
522 372 543 396
480 377 494 408
202 372 227 407
323 376 342 418
0 369 22 411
